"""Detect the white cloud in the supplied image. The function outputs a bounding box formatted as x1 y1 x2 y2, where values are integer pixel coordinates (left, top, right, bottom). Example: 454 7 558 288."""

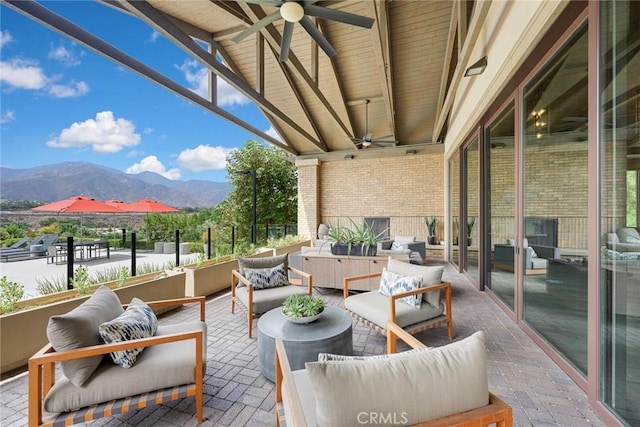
46 111 141 154
177 145 234 172
265 126 282 142
47 81 89 98
218 78 250 107
127 150 143 158
0 57 89 98
176 59 249 106
143 127 154 135
0 58 48 90
126 155 181 180
0 30 13 48
0 110 15 124
48 44 82 66
149 30 160 43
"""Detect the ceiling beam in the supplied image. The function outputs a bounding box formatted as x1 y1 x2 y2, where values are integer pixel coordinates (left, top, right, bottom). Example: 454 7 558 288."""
3 0 292 153
365 0 396 141
432 0 492 144
232 1 355 142
434 1 458 125
119 0 322 150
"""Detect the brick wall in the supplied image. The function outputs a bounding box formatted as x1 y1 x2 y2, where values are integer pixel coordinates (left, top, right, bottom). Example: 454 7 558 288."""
297 152 445 242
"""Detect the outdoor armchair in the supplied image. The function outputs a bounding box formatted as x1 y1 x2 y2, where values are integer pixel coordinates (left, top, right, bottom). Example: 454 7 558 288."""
275 323 512 427
231 253 313 338
343 257 453 340
28 286 206 427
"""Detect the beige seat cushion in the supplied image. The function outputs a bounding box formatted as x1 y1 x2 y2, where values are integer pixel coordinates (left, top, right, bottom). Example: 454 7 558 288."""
345 290 443 329
235 284 308 314
305 331 488 427
44 321 207 413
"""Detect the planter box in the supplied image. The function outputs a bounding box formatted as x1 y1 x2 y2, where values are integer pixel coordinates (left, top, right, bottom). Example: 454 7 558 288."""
330 243 377 257
0 271 186 375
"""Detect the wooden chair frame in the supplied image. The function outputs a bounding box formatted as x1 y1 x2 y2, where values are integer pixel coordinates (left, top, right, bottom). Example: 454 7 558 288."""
231 266 312 338
28 297 206 427
343 272 454 340
275 321 513 427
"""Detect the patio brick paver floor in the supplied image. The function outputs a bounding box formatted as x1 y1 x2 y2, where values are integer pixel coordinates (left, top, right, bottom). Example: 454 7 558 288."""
0 260 607 426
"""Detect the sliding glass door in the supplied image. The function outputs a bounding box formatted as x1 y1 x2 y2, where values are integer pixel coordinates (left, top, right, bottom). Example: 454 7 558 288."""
486 102 516 309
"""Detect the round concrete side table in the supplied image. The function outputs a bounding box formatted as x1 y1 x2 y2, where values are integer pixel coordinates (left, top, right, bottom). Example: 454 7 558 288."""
257 305 353 382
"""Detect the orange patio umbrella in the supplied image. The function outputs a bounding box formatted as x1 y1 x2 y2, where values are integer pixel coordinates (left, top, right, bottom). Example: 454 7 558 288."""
122 198 179 213
33 195 123 241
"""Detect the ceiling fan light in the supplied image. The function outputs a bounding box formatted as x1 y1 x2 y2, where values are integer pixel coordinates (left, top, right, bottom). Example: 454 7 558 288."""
362 141 372 147
280 2 304 23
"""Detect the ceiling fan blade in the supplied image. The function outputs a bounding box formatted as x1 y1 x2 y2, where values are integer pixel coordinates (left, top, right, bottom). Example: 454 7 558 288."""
299 16 337 57
232 10 281 43
280 21 294 62
372 134 395 140
304 4 375 29
240 0 282 6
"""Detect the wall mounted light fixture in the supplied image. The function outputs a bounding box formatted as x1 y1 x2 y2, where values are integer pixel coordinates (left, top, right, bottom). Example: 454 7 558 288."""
344 154 354 160
405 149 417 155
464 56 487 77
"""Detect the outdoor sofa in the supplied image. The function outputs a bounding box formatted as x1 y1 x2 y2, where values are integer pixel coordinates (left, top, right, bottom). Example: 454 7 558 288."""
275 323 512 426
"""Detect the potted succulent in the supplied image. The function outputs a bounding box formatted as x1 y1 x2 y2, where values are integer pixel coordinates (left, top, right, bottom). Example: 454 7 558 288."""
282 294 325 323
425 216 438 245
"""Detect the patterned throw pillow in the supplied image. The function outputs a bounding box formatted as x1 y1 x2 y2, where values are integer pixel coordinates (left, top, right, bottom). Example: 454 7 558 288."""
391 241 407 251
318 348 426 362
378 268 423 309
602 247 640 261
244 262 288 290
98 298 158 368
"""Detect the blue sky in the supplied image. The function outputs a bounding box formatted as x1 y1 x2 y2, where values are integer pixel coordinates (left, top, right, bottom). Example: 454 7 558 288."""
0 2 279 183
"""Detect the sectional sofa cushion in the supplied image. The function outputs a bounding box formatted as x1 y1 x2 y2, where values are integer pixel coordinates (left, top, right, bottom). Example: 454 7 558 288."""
617 227 640 244
98 298 158 368
305 331 488 427
46 285 124 387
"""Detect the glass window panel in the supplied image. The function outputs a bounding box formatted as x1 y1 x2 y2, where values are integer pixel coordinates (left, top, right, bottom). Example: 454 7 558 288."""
599 1 640 424
523 23 589 375
487 103 516 309
450 155 460 266
465 138 479 282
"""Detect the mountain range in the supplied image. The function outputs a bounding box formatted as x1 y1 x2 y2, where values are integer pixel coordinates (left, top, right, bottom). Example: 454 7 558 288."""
0 162 231 208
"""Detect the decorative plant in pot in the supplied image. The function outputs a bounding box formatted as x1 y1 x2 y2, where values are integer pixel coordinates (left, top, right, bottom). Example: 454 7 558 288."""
282 294 325 323
467 216 476 246
425 216 438 245
324 220 386 256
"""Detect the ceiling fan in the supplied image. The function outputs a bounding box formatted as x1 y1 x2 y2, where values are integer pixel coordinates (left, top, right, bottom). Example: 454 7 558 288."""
232 0 375 62
351 99 397 149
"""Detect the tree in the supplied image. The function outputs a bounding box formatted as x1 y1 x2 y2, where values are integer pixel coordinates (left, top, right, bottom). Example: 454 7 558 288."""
217 140 297 244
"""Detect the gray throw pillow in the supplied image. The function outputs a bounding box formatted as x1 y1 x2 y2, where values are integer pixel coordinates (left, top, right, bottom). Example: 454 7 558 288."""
46 285 124 387
617 227 640 244
238 253 288 276
306 331 488 427
99 297 158 368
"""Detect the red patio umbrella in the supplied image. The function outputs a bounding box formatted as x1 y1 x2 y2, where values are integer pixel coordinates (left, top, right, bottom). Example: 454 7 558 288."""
104 199 127 209
33 195 123 241
122 198 179 213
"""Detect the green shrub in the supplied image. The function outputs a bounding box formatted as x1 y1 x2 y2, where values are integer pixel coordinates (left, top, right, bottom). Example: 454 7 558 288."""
0 276 24 313
35 276 68 295
71 265 91 296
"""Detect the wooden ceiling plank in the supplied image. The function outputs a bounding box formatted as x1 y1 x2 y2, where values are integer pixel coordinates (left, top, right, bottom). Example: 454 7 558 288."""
236 2 355 141
432 0 492 143
120 0 321 149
